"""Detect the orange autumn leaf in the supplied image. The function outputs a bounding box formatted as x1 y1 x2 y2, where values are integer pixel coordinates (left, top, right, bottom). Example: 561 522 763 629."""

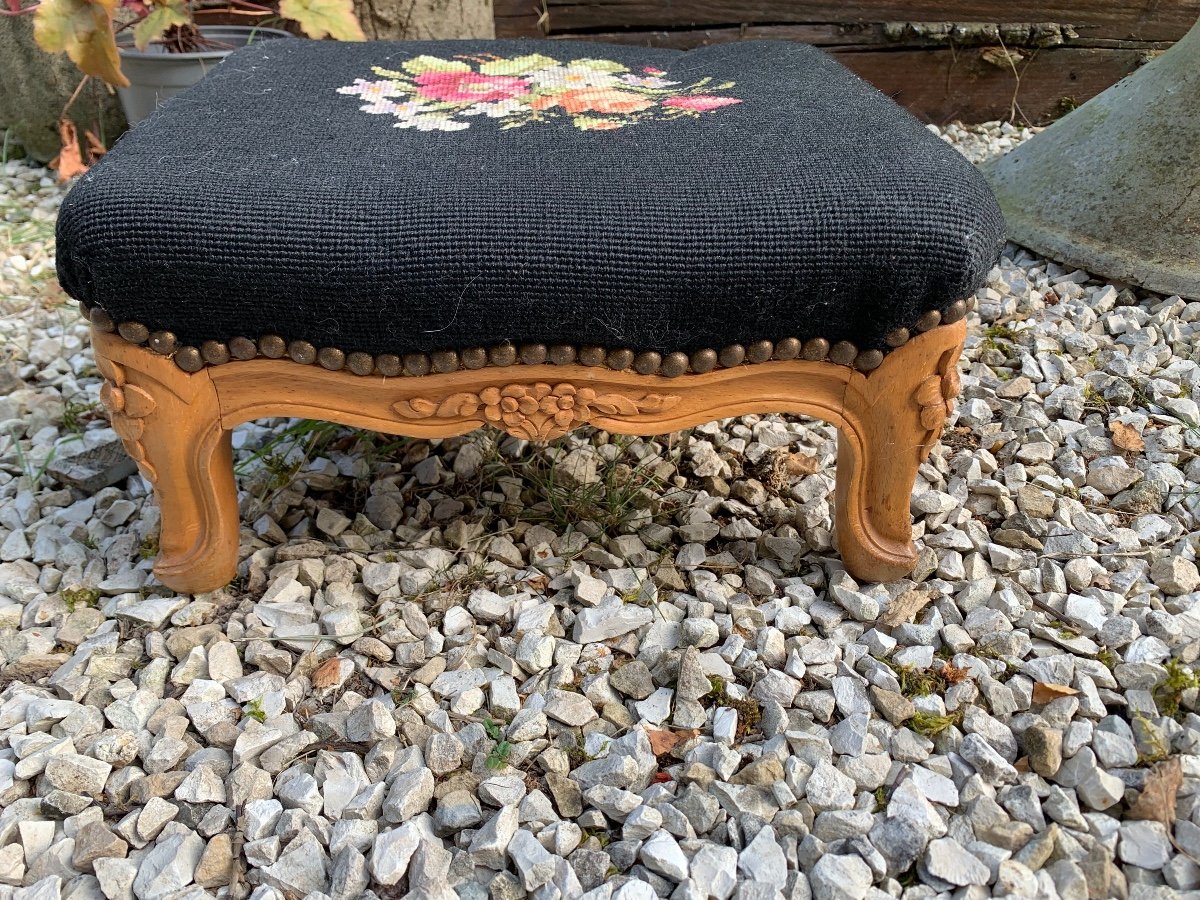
647 727 699 756
49 119 88 181
1111 420 1146 453
1032 681 1079 704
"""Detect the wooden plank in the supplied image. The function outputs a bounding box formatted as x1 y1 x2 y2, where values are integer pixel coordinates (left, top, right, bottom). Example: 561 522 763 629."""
514 22 1177 50
839 46 1147 124
494 0 1200 43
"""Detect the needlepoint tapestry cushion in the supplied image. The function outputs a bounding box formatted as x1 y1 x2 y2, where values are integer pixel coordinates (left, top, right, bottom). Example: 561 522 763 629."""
56 39 1005 361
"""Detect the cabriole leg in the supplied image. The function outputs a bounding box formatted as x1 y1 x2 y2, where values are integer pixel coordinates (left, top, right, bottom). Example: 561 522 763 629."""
93 330 239 594
834 321 966 582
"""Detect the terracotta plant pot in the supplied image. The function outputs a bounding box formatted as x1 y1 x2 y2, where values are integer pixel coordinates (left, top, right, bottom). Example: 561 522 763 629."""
115 25 293 124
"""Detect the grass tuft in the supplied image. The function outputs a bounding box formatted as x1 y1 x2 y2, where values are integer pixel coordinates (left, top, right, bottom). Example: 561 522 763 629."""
909 710 962 738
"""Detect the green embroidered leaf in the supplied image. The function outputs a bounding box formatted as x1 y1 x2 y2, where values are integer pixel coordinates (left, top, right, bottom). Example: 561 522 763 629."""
479 54 559 76
131 0 190 51
278 0 364 41
572 115 623 131
401 55 470 75
372 66 412 80
569 57 628 73
33 0 128 87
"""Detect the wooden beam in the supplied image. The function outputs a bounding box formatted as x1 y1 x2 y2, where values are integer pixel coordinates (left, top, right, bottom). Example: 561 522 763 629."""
496 1 1200 43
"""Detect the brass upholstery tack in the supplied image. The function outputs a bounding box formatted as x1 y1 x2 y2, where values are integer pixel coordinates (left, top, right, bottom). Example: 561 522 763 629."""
118 321 149 344
374 355 403 374
607 349 635 371
175 347 204 373
774 338 801 360
519 344 548 366
719 344 745 368
942 299 967 324
854 349 884 371
661 352 689 378
829 341 858 366
288 340 317 365
229 337 258 360
549 345 577 365
148 331 178 356
404 353 431 376
634 351 662 375
801 338 830 361
488 343 516 367
884 328 910 348
201 341 230 366
747 340 774 363
431 350 459 373
916 309 942 332
318 347 346 371
89 308 116 333
351 352 380 376
690 349 718 374
259 335 287 358
579 346 605 367
461 347 488 369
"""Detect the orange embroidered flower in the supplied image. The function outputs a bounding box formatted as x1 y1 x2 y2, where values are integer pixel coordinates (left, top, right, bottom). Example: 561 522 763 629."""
556 88 655 115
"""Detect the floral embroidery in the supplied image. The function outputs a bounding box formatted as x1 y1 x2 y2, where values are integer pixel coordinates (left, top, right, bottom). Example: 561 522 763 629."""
337 53 741 133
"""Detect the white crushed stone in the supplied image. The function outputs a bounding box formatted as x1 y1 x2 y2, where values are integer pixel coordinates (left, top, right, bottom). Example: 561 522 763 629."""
0 119 1198 897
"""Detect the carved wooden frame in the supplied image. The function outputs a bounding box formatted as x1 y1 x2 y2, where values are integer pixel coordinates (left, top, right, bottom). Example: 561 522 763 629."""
92 321 966 594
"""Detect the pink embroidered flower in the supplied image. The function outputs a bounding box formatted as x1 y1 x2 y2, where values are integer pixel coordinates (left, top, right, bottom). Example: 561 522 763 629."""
663 95 743 111
414 71 531 103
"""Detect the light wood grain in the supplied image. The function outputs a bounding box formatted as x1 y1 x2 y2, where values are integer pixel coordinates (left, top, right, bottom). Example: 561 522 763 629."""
95 331 238 595
93 321 965 593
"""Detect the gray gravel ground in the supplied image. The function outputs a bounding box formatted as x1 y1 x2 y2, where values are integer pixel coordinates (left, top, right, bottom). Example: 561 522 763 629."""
1 120 1199 900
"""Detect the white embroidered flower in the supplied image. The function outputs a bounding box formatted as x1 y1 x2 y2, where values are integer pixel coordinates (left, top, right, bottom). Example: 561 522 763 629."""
527 64 621 91
337 79 403 100
394 114 471 132
460 99 525 118
618 73 680 89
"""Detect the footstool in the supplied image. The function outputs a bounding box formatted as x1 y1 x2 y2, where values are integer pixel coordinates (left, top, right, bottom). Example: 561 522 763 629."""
56 39 1004 594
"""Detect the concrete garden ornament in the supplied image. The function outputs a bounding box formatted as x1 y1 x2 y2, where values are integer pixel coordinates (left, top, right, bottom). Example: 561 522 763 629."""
56 38 1005 593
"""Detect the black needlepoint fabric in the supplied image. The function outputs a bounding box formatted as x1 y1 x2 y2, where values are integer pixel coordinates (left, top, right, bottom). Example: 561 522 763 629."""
56 39 1006 357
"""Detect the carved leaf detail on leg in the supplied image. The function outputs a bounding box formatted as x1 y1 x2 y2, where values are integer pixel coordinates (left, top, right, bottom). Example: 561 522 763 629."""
914 355 962 460
392 382 681 442
98 361 159 483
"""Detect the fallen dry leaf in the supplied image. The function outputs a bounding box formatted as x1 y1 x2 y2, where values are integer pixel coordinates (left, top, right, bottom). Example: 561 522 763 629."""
1111 420 1146 453
310 656 346 691
1032 681 1080 704
1128 756 1182 828
83 128 106 162
49 119 88 181
940 662 970 685
879 591 933 628
647 727 700 757
784 452 821 478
